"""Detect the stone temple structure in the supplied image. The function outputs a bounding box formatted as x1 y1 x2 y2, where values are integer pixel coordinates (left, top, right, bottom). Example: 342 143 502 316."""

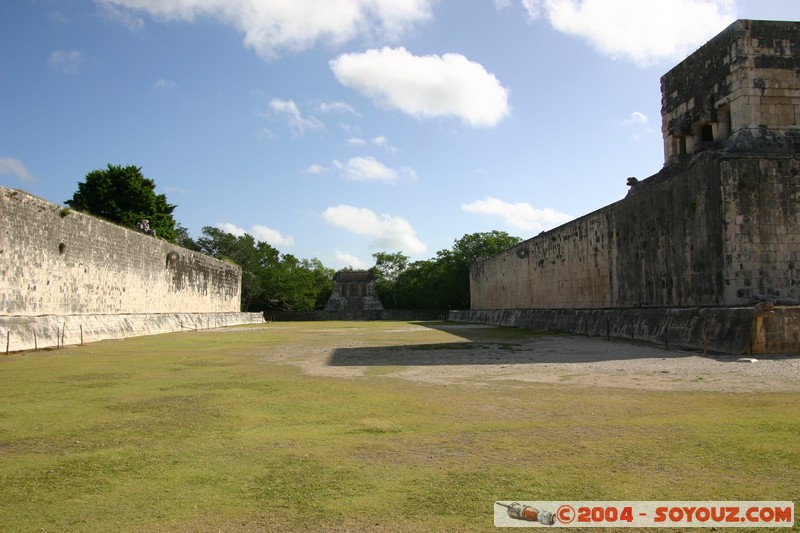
451 20 800 354
325 270 384 311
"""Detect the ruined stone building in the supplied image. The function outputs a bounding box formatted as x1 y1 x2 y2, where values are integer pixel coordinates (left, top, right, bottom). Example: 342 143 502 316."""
325 270 384 311
453 20 800 354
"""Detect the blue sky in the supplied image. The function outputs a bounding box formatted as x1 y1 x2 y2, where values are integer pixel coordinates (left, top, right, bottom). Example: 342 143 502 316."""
2 0 799 269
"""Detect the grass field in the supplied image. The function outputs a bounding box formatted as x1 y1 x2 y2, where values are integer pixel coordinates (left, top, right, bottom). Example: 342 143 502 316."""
1 321 798 532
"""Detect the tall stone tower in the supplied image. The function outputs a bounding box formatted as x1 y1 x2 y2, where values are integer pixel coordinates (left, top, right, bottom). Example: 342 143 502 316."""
661 20 800 161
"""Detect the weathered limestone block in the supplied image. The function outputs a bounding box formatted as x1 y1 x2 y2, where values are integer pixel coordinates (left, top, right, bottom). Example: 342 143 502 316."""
1 186 242 316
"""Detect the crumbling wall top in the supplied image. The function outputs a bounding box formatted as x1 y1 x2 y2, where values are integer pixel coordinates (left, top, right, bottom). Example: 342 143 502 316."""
661 19 800 162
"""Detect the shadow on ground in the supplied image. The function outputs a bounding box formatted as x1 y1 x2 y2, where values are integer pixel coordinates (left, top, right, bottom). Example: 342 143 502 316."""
327 322 715 367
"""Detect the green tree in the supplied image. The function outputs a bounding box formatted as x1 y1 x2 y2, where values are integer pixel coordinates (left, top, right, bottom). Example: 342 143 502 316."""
394 259 443 309
440 231 522 309
174 223 200 251
196 226 333 312
197 227 266 311
371 231 521 310
271 255 334 311
66 164 178 242
369 251 409 308
451 231 522 265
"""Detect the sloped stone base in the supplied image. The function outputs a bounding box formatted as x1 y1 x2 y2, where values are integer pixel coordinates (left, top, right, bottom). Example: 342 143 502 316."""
1 312 264 353
448 306 800 355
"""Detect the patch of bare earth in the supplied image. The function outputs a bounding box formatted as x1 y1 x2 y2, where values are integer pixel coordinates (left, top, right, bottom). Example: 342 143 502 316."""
259 324 800 392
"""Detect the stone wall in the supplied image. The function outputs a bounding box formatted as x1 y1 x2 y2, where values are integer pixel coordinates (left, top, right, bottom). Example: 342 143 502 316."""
1 186 242 315
1 312 264 353
721 157 800 304
471 153 800 311
1 186 261 351
470 207 613 309
612 155 726 307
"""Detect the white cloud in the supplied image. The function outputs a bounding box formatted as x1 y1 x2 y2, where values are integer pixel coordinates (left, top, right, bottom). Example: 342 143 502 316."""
320 101 357 114
333 250 369 269
217 222 295 247
322 204 426 255
267 98 324 136
251 224 295 247
521 0 736 67
94 0 433 59
96 2 145 31
217 222 246 237
48 50 83 74
330 47 510 127
619 111 648 126
346 137 367 146
0 157 37 184
461 197 573 233
154 78 178 89
333 156 416 184
304 163 329 174
371 135 398 152
617 111 657 141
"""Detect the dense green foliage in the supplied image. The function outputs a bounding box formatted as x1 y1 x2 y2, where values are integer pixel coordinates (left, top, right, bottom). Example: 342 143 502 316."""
370 251 409 308
174 223 201 251
371 231 522 310
66 164 178 242
197 226 333 312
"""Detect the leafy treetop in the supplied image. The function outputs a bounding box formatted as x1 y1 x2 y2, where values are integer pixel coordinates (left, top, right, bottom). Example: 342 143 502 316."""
66 164 178 242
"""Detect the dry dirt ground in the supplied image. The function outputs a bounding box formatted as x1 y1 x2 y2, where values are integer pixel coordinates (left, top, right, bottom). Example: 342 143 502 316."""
260 323 800 393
